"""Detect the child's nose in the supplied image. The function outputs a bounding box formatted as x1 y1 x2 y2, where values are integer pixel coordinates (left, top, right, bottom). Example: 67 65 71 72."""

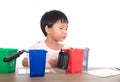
63 30 67 34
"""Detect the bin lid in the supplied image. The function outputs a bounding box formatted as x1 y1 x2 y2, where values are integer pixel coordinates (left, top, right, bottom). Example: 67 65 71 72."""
28 49 48 53
0 48 18 52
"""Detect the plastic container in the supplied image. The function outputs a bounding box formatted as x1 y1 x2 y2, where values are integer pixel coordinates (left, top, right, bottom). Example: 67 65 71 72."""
28 49 47 77
0 48 18 74
82 48 90 72
57 49 69 70
66 48 84 73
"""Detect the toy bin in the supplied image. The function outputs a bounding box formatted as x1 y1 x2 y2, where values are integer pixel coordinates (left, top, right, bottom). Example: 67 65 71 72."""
0 48 18 74
66 48 84 73
82 48 90 71
28 49 47 77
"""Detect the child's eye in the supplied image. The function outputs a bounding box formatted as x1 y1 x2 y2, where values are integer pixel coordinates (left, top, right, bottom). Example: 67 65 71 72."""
59 27 68 31
66 28 68 30
60 28 63 29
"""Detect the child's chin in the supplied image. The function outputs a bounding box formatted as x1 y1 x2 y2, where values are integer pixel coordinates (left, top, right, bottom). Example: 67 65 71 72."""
59 39 64 42
59 38 66 42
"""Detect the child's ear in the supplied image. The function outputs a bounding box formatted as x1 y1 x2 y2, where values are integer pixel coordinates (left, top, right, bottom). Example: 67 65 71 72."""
45 25 51 34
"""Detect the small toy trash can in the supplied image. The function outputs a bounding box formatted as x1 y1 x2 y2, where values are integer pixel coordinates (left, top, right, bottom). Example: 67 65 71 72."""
28 49 47 77
82 48 90 71
0 48 18 74
66 48 84 73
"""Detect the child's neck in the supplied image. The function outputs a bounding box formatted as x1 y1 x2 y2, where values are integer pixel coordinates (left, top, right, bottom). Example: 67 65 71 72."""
45 39 63 50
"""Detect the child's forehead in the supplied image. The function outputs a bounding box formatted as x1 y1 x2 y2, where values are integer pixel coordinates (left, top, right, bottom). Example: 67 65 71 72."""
55 20 68 24
53 21 68 27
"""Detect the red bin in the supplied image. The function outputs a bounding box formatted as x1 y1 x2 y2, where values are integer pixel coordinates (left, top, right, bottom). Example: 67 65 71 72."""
66 48 84 73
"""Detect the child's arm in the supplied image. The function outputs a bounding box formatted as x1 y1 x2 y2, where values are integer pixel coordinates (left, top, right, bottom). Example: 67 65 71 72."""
49 58 58 68
22 57 29 67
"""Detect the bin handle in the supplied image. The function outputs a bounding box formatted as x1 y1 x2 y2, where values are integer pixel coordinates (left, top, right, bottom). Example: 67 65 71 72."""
3 49 27 62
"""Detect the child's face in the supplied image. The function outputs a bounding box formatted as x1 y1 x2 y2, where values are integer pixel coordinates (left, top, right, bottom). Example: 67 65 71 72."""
47 20 68 42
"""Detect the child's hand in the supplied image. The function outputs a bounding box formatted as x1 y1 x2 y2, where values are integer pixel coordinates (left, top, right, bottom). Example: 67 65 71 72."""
49 58 58 68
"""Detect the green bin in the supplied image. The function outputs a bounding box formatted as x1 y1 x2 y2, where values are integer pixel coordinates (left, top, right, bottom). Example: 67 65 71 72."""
0 48 18 74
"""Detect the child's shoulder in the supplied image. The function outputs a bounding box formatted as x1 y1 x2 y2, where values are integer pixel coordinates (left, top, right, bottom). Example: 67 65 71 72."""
62 44 71 49
36 41 42 43
36 40 44 43
29 40 45 49
32 40 43 46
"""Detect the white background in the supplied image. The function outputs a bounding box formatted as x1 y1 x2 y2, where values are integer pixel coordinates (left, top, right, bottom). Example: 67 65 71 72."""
0 0 120 67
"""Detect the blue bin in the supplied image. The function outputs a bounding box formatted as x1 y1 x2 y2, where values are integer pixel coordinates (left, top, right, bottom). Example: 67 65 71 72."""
28 49 47 77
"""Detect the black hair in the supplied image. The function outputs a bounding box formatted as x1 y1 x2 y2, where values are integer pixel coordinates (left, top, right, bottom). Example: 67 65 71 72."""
40 10 69 36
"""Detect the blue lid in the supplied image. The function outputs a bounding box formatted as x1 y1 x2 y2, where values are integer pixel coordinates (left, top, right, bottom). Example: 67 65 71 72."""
28 49 47 53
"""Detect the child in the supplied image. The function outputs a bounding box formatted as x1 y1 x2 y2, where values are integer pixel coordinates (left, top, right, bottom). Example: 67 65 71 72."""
22 10 70 68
